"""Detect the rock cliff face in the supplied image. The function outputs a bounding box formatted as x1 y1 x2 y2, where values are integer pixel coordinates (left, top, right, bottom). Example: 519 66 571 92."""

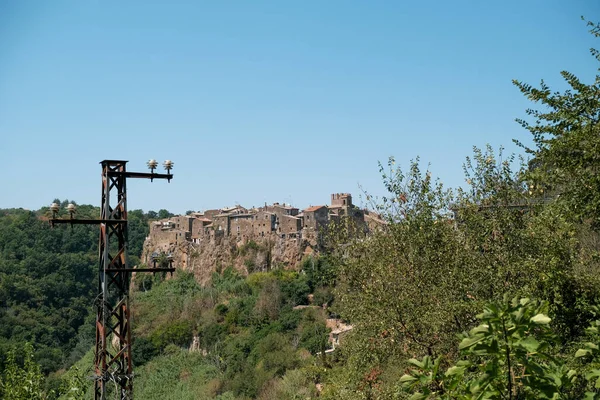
141 233 313 285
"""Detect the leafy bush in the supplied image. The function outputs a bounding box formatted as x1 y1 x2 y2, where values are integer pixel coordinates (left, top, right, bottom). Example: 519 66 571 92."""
132 336 159 366
238 240 261 256
150 320 194 351
211 266 249 295
400 297 577 399
0 342 44 400
258 369 316 400
280 275 311 306
252 333 300 376
133 350 220 400
302 256 337 291
313 286 334 308
299 311 329 355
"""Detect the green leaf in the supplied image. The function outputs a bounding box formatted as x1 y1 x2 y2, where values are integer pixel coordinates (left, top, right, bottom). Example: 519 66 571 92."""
470 324 490 335
583 392 597 400
400 374 418 383
576 348 592 358
530 314 551 324
408 358 425 368
409 393 427 400
459 335 485 350
445 366 465 377
585 342 600 351
517 337 540 353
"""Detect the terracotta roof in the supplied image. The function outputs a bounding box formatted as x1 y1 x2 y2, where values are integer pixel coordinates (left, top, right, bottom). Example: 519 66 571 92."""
305 205 326 212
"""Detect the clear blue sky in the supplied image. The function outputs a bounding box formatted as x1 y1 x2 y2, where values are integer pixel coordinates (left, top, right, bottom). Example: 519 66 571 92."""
0 1 598 214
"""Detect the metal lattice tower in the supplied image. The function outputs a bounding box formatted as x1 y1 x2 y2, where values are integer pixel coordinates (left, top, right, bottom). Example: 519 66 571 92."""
51 159 174 400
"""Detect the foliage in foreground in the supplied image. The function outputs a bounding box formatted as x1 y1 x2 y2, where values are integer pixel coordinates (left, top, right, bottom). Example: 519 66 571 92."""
400 297 576 399
401 298 600 399
320 20 600 398
0 342 45 400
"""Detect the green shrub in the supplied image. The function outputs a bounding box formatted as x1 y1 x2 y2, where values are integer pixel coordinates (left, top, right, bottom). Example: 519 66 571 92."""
150 320 194 351
199 322 227 349
299 320 329 355
254 279 282 322
280 275 311 306
253 333 300 377
214 303 228 317
400 297 577 399
133 351 220 400
302 256 337 291
136 273 154 292
0 342 44 400
132 336 158 366
313 286 334 307
258 369 316 400
244 258 257 273
278 307 302 331
211 266 248 295
239 240 261 256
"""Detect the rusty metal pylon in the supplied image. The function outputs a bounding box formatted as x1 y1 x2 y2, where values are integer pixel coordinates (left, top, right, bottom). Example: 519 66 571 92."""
51 159 174 400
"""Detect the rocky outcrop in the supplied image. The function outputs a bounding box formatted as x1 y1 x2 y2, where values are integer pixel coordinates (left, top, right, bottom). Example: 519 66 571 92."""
141 233 312 285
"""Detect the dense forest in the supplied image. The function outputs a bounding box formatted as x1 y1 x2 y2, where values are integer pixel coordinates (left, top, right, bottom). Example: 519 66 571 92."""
2 19 600 400
0 203 167 379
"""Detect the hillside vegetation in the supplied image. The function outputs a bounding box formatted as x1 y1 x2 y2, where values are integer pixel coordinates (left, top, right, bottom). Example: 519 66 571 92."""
0 203 160 396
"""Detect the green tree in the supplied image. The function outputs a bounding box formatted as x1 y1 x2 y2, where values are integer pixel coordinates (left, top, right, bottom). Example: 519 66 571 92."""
327 148 588 396
0 204 157 374
513 19 600 229
158 209 173 219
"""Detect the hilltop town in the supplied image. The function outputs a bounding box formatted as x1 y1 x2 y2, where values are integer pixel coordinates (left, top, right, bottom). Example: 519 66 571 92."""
142 193 385 280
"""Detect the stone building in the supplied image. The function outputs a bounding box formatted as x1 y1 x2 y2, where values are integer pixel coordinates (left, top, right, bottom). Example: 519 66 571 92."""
253 210 276 237
146 192 385 265
302 205 329 241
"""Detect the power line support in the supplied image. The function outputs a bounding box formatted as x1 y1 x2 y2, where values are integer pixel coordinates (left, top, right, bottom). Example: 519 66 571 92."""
51 159 174 400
